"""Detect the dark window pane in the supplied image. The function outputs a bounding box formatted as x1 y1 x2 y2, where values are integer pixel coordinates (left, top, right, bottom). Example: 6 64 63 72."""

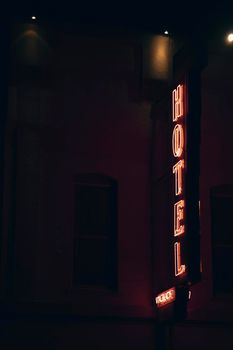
73 174 117 290
213 246 233 294
211 196 233 245
73 238 109 286
75 185 112 237
211 190 233 295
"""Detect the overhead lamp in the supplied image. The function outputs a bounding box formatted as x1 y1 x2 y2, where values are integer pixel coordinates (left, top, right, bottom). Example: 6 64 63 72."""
227 32 233 43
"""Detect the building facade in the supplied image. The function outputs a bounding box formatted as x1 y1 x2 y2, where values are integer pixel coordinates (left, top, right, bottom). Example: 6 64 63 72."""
0 19 232 349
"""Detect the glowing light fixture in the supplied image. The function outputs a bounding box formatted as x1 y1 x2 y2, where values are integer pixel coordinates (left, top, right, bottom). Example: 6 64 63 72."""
226 33 233 43
31 16 36 20
164 30 169 35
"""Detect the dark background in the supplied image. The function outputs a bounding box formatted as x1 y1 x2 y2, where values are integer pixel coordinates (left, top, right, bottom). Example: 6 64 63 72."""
2 1 233 37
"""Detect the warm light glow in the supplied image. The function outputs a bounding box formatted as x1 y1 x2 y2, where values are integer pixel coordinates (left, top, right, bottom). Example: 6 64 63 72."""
164 30 169 35
174 200 185 236
173 160 184 196
227 33 233 43
174 242 186 276
172 124 184 157
155 287 176 308
31 16 36 20
172 85 184 121
147 36 171 81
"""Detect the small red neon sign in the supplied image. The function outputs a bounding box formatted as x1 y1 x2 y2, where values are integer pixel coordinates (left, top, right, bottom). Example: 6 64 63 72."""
155 287 176 308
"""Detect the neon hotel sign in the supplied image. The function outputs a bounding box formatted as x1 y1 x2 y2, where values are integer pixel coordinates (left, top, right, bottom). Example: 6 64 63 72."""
156 84 186 308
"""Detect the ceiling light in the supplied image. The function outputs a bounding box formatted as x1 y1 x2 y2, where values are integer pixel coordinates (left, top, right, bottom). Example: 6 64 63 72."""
227 33 233 43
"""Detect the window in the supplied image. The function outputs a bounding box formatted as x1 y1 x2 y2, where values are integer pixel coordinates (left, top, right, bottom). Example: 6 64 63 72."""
210 185 233 295
73 174 117 290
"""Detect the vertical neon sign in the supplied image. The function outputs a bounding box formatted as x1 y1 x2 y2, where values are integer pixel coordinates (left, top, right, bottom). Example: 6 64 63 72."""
155 56 203 311
172 84 186 277
155 84 187 309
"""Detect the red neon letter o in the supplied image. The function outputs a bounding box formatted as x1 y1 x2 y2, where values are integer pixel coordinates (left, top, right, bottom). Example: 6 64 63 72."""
172 124 184 157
